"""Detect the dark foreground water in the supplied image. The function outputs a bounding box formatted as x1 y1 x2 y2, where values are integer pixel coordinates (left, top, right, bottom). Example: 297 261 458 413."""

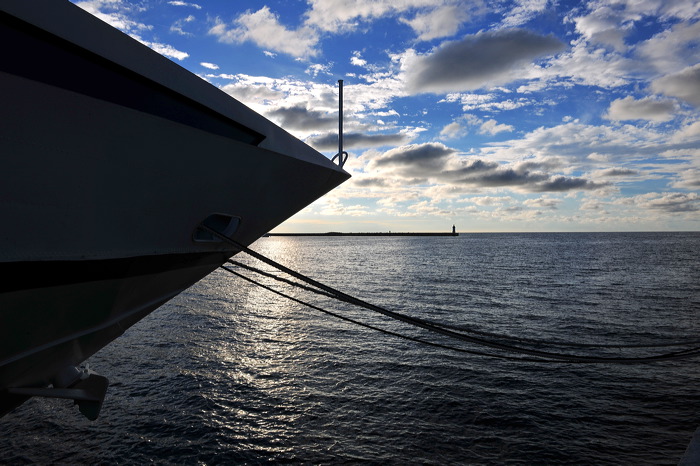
2 232 700 464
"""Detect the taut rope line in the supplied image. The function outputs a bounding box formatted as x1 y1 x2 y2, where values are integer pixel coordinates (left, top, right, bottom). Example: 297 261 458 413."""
200 225 700 364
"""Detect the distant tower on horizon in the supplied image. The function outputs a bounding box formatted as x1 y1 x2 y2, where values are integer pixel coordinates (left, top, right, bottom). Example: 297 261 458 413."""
452 225 456 235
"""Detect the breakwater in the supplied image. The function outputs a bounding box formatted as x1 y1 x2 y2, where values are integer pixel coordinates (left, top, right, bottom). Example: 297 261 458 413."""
266 232 459 237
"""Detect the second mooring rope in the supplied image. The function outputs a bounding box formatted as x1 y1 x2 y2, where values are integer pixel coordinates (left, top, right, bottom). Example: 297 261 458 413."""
200 225 700 364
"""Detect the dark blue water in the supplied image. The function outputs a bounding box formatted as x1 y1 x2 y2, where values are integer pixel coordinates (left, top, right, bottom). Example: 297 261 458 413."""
2 232 700 464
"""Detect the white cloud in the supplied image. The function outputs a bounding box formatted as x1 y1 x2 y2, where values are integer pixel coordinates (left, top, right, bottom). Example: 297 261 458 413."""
400 5 468 41
523 196 560 209
303 0 446 33
544 37 634 88
481 121 670 166
350 51 367 67
468 196 514 206
170 14 195 36
500 0 550 28
604 96 676 122
670 168 700 190
132 36 189 60
75 0 151 34
634 192 700 212
168 1 201 8
572 5 631 51
637 20 700 75
479 119 514 135
670 120 700 143
440 122 466 139
440 93 533 112
75 1 191 60
219 77 285 108
200 62 219 70
439 115 513 139
659 0 700 21
209 7 319 58
306 63 333 77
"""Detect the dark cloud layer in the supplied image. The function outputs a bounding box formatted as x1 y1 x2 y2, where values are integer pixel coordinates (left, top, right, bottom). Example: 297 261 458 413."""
372 143 456 168
307 132 412 150
599 167 638 176
640 193 699 212
266 105 337 131
368 143 609 193
406 29 566 93
652 64 700 108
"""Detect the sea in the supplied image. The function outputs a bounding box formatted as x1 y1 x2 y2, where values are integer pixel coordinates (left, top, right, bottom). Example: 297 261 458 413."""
2 232 700 464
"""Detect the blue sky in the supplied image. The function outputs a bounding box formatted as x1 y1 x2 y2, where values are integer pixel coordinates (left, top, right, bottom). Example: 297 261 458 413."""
74 0 700 232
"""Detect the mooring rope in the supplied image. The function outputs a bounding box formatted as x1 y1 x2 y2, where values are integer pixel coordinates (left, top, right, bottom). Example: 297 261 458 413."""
200 225 700 363
228 259 700 350
220 264 566 363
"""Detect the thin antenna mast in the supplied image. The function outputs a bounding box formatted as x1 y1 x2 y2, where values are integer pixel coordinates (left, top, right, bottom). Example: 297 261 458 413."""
332 79 348 168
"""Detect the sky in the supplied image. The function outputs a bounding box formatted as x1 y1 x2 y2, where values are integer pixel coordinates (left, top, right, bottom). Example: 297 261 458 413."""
73 0 700 232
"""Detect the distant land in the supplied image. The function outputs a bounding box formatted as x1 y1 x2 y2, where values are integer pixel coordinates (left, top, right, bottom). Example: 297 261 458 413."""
266 231 459 237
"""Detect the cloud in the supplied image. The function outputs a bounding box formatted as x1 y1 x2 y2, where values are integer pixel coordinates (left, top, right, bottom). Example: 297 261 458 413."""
572 5 629 51
482 121 671 165
266 105 336 131
604 96 676 122
523 196 560 209
75 0 152 34
306 63 333 77
439 115 513 138
350 51 368 67
637 20 700 75
529 175 605 192
220 81 283 104
170 14 195 36
75 1 190 60
670 121 700 143
441 92 533 112
596 167 638 177
543 37 634 89
168 1 201 8
651 64 700 107
304 0 444 33
366 143 609 193
400 5 468 41
209 7 319 58
479 119 514 135
440 122 466 139
200 62 219 70
307 132 413 150
635 192 699 212
351 177 392 188
499 0 549 28
468 196 514 206
670 169 700 190
368 143 458 177
405 29 566 93
133 37 189 60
